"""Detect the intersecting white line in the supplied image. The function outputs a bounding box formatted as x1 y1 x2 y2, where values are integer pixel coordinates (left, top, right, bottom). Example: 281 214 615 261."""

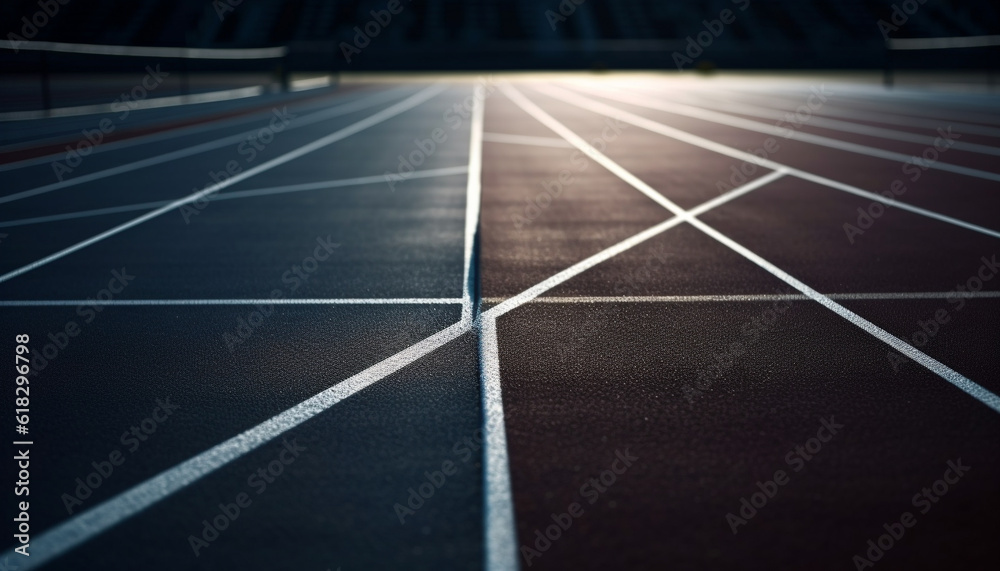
537 85 1000 242
0 166 470 228
0 84 447 286
0 86 791 571
483 291 1000 304
502 82 1000 416
566 85 1000 183
0 298 462 307
0 86 416 205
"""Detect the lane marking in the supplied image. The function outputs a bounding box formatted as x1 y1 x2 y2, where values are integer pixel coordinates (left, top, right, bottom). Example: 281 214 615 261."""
506 83 1000 415
5 319 470 570
482 132 574 148
0 87 416 205
650 87 1000 157
0 298 463 307
480 314 519 571
537 85 1000 241
463 83 486 325
0 86 401 172
0 166 470 228
483 291 1000 304
568 85 1000 182
0 84 448 285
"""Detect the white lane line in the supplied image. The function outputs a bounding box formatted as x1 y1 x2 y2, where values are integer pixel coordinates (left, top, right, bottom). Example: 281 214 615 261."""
0 166 469 228
0 121 789 570
568 85 1000 183
506 83 1000 415
462 83 486 325
0 84 448 285
482 132 574 148
480 314 519 571
483 291 1000 304
706 88 1000 139
0 298 462 307
651 88 1000 157
0 86 267 122
0 86 415 205
0 86 401 172
538 85 1000 241
5 319 470 570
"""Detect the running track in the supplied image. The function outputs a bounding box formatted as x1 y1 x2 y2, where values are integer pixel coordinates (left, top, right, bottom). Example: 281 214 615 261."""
1 74 999 570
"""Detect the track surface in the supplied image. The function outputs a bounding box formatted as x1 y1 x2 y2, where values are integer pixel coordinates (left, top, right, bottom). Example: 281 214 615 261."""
1 74 999 570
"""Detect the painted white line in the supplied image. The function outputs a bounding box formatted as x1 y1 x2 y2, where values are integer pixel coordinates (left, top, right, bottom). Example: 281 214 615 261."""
569 85 1000 183
6 319 470 570
480 314 519 571
483 291 1000 304
290 75 336 92
0 86 266 122
0 87 414 205
508 83 1000 415
709 88 1000 139
538 85 1000 241
0 166 470 228
654 88 1000 157
462 83 486 325
0 298 462 307
0 84 448 285
0 40 287 59
0 86 400 172
483 132 574 148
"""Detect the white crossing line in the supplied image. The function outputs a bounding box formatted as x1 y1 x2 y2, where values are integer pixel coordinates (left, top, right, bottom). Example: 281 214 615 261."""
504 83 1000 415
480 314 519 571
0 298 462 307
0 166 470 228
483 132 574 148
570 85 1000 183
463 83 486 325
537 85 1000 242
0 86 415 205
0 84 448 286
483 291 1000 304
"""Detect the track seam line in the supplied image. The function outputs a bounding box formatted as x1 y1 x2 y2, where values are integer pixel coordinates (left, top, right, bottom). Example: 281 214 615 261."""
0 84 448 286
502 83 1000 415
0 298 464 307
481 291 1000 304
463 83 485 326
537 85 1000 241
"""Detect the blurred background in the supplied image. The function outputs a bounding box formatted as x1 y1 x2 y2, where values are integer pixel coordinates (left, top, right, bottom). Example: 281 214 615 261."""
1 0 998 111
